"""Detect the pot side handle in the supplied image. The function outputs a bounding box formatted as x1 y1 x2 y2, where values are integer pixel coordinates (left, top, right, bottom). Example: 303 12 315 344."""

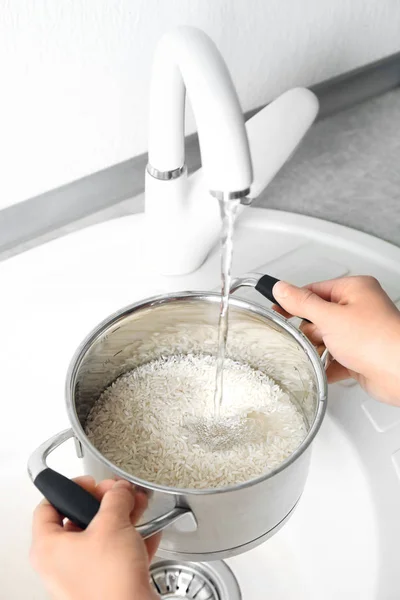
35 467 100 530
28 429 100 530
230 272 332 371
28 429 195 536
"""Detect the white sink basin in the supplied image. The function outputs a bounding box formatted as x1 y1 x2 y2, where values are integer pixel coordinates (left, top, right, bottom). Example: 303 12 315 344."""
229 394 379 599
1 207 400 599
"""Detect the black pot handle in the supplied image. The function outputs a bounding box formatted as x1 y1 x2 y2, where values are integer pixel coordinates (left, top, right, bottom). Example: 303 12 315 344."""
28 430 100 529
254 274 281 306
230 272 331 369
230 273 281 307
35 467 100 529
28 429 196 535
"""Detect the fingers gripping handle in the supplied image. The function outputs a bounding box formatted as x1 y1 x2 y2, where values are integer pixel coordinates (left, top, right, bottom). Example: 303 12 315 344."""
34 468 100 529
256 275 311 323
28 429 100 529
28 429 196 535
255 274 281 306
34 469 191 535
231 273 312 319
231 272 331 370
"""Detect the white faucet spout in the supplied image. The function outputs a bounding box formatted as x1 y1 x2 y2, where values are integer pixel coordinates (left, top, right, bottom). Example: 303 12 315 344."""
145 27 319 276
147 26 253 195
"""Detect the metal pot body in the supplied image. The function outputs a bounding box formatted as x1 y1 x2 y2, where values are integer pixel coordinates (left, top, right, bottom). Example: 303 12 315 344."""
66 291 327 561
82 439 311 560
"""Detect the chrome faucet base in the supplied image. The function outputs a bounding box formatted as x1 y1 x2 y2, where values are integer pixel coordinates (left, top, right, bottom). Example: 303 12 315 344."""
146 163 187 181
209 188 251 201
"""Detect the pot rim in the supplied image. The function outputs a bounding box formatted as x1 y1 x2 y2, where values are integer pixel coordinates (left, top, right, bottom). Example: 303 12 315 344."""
66 291 328 496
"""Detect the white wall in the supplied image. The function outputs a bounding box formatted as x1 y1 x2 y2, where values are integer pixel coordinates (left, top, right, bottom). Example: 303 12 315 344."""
1 0 399 210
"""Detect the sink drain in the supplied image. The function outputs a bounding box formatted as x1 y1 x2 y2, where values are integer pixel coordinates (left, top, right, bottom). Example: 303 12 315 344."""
150 559 241 599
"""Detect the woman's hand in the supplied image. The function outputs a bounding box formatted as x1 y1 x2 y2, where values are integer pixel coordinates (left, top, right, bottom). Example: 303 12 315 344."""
273 276 400 406
31 477 160 600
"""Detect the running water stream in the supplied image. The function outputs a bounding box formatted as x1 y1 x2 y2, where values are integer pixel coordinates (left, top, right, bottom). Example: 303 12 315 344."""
213 194 240 416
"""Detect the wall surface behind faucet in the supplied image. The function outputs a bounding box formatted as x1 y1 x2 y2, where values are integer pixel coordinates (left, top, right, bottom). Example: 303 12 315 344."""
1 0 399 210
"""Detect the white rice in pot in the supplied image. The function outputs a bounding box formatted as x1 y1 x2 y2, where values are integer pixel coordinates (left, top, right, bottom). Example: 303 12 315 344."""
85 353 308 489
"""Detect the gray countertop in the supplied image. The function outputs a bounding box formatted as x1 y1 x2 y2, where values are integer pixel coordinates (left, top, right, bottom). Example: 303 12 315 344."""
254 88 400 247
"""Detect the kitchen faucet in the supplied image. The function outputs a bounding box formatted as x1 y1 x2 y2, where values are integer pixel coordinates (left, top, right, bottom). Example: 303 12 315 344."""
145 26 318 275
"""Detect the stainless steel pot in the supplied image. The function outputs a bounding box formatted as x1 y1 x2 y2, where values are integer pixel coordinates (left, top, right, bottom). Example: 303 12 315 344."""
28 273 328 561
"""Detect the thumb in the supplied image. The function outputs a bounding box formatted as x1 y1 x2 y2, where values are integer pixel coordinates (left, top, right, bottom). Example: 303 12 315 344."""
90 480 135 532
273 281 332 324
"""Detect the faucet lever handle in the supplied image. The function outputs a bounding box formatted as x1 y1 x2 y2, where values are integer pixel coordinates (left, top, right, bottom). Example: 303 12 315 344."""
246 88 319 200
